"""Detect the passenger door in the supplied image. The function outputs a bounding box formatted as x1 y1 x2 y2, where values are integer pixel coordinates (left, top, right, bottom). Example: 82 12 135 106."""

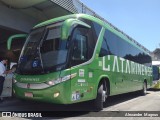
69 27 91 102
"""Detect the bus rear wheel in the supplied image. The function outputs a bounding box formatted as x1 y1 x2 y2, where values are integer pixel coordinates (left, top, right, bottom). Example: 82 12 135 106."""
141 81 147 96
93 82 107 111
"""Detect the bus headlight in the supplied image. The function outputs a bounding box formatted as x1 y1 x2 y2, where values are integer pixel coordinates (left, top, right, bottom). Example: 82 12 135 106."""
46 73 77 86
47 81 54 85
46 78 61 86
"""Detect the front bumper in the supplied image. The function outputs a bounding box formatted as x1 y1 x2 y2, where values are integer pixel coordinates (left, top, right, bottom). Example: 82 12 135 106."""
13 80 71 104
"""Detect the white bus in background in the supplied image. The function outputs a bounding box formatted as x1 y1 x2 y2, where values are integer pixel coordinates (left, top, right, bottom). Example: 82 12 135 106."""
152 61 160 89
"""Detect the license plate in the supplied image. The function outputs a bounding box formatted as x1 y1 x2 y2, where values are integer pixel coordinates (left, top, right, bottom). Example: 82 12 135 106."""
25 92 33 98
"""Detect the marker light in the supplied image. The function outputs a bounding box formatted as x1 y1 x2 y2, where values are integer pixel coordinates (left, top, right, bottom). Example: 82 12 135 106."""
54 92 60 98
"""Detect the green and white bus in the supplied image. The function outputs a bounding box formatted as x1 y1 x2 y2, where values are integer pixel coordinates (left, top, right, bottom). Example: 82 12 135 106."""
12 14 152 110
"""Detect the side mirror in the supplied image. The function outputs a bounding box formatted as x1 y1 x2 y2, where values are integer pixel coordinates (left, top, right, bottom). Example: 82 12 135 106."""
61 18 91 40
7 34 27 50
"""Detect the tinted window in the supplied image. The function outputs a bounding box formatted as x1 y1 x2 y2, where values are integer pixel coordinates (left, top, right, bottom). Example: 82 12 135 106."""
99 29 152 66
72 34 87 60
79 18 102 59
99 37 110 57
118 39 129 58
99 30 118 56
153 66 159 80
70 27 88 66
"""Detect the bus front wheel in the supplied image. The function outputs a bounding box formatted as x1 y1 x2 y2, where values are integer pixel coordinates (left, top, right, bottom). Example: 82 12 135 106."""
93 82 107 111
141 81 147 96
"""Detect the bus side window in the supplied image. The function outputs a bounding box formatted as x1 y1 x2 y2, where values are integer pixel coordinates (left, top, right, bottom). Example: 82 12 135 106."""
99 37 111 57
70 27 89 67
72 34 87 60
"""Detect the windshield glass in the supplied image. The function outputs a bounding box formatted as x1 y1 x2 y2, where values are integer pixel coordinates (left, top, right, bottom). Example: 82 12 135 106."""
17 23 68 75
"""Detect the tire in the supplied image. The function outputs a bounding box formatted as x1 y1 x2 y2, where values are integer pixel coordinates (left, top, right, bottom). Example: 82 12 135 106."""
140 82 147 96
93 82 108 111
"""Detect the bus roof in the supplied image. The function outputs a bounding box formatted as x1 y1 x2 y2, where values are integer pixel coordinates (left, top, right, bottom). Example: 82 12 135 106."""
34 14 150 55
152 61 160 66
34 14 104 28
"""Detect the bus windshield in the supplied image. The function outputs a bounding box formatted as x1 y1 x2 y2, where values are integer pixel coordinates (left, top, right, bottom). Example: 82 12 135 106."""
17 23 68 75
